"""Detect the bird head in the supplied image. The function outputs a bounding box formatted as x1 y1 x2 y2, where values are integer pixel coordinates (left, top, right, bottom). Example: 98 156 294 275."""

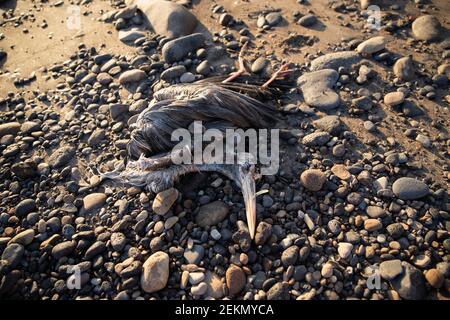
235 161 261 240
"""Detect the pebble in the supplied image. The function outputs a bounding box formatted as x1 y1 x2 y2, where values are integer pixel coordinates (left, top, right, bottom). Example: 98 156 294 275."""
82 193 107 213
118 69 146 84
412 15 442 42
48 146 76 168
393 56 415 81
1 243 24 268
337 242 353 259
195 201 229 227
366 206 386 218
254 222 272 245
310 51 361 71
356 36 387 55
392 177 429 200
384 91 405 106
191 282 208 296
300 169 326 191
152 188 179 215
183 245 205 265
162 33 205 63
15 199 36 217
379 260 403 280
52 241 77 259
161 65 187 81
8 229 35 246
364 219 382 232
251 57 269 74
425 269 444 289
298 14 317 27
297 69 340 110
226 265 246 295
265 12 282 26
141 251 170 293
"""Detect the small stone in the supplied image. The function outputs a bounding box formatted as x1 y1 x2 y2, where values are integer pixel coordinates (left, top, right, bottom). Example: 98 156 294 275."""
386 223 405 239
180 72 196 83
302 131 331 146
226 265 246 295
281 246 299 267
390 262 426 300
298 14 317 27
52 241 77 260
254 222 272 245
297 69 340 110
153 188 179 215
15 199 36 217
356 36 387 55
119 69 146 84
364 219 382 232
84 241 106 260
425 269 444 288
0 122 21 138
205 271 224 299
379 260 403 280
1 243 24 268
110 232 126 251
392 177 429 200
321 262 334 278
300 169 326 191
195 201 229 227
415 134 431 148
265 12 282 26
412 15 442 42
183 245 204 265
188 272 205 285
8 229 35 246
82 193 107 213
337 242 353 259
366 206 386 218
393 56 415 81
48 146 76 168
219 13 233 26
251 57 269 74
384 91 405 106
141 251 170 293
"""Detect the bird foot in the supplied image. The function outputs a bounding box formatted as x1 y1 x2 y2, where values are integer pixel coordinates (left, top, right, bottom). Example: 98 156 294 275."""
222 42 249 84
261 63 294 89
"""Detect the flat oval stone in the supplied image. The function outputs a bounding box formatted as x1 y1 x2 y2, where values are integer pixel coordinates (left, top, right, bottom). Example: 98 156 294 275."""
392 177 429 200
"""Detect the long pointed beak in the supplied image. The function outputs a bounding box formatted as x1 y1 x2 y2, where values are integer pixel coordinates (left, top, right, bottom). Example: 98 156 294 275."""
239 168 257 239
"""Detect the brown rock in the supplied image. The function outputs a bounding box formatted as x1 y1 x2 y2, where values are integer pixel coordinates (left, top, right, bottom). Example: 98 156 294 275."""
226 265 246 295
152 188 179 215
300 169 326 191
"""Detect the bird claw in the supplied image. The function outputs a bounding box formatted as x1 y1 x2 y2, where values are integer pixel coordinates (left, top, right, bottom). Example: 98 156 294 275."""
222 42 249 84
261 63 293 89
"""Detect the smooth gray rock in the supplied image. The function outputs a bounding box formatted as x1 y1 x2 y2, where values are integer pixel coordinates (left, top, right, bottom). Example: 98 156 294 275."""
392 177 429 200
310 51 361 71
162 33 206 63
297 69 340 110
161 65 187 81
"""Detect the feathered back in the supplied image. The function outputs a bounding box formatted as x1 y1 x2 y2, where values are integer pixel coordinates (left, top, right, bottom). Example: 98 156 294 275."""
127 82 280 160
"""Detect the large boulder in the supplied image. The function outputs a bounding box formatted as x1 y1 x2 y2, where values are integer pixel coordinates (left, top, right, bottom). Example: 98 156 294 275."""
131 0 199 39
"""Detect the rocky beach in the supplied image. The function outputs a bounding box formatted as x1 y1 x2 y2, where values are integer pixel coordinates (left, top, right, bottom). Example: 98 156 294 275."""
0 0 449 301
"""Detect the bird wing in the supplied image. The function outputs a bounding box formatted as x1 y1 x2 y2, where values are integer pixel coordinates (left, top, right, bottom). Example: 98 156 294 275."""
128 84 278 159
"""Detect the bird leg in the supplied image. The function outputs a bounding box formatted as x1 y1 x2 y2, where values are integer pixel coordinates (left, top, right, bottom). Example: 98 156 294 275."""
222 42 249 84
261 63 294 89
